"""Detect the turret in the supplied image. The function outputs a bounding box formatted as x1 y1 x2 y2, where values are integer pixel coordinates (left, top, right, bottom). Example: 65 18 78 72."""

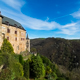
26 34 29 39
26 34 30 52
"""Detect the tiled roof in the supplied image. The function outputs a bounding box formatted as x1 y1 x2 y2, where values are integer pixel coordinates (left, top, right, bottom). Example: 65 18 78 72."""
1 15 26 31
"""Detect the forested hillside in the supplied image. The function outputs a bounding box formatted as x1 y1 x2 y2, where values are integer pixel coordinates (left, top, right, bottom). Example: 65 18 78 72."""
31 38 80 70
0 39 69 80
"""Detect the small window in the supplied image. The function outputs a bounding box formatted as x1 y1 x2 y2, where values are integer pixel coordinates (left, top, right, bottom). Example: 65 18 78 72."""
15 37 17 41
7 28 10 33
21 38 25 41
15 31 17 34
7 37 9 40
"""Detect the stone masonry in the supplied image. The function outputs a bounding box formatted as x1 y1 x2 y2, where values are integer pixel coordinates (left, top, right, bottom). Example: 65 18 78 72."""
0 13 30 54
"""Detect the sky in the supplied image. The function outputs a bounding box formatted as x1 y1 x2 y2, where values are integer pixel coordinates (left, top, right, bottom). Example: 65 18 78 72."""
0 0 80 39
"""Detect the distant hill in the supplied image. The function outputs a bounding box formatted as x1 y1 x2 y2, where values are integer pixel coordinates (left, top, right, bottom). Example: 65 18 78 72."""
31 37 80 70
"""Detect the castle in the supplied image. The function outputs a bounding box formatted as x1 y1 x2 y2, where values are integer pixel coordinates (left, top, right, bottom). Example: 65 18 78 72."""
0 12 30 54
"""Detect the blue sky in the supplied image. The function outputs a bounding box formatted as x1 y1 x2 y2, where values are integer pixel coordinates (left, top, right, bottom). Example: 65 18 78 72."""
0 0 80 39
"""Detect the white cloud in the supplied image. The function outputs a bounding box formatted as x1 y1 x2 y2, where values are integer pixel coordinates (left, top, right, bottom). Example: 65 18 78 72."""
1 0 80 36
20 15 61 30
71 9 80 19
2 8 80 35
1 0 25 10
59 22 80 35
45 17 49 21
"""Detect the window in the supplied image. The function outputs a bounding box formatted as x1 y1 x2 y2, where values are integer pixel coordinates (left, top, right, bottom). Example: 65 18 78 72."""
23 38 25 40
21 38 25 41
15 37 17 41
7 37 9 40
15 31 17 34
7 28 10 33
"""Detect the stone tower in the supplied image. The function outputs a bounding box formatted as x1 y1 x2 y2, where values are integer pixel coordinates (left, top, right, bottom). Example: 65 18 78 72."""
0 11 3 48
26 34 30 52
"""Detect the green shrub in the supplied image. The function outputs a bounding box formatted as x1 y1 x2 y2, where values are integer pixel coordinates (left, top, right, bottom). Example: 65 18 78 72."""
1 39 14 54
0 68 15 80
0 56 3 65
14 76 27 80
23 60 29 79
11 62 24 77
41 55 51 66
0 53 10 67
31 48 37 53
19 55 24 65
46 66 52 74
30 55 45 78
56 77 66 80
12 54 19 62
0 53 24 79
51 72 57 79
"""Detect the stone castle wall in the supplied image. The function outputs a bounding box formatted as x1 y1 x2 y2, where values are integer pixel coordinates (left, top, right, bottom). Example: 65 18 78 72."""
0 17 3 48
0 16 30 54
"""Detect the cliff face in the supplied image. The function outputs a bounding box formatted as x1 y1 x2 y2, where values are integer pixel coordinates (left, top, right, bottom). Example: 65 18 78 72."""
31 38 80 70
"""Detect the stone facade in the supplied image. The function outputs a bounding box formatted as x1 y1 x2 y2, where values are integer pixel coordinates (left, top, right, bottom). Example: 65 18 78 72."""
26 34 30 52
0 14 30 54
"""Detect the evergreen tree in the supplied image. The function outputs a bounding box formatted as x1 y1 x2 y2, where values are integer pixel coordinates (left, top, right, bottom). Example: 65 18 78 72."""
30 55 45 78
23 60 29 79
1 39 14 54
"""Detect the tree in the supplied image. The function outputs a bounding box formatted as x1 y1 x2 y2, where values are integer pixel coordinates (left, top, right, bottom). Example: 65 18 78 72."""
19 55 24 65
46 66 52 74
56 77 66 80
14 76 27 80
31 48 37 53
0 68 15 80
23 60 29 79
9 62 24 77
30 55 45 78
1 39 14 54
